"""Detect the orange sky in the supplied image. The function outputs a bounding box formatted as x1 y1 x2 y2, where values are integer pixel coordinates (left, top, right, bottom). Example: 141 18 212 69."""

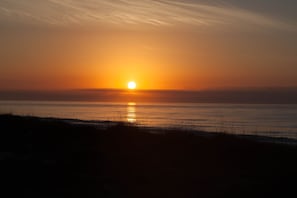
0 0 297 90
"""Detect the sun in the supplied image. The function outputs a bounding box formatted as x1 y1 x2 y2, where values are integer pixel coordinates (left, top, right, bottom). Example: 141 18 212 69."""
128 81 137 90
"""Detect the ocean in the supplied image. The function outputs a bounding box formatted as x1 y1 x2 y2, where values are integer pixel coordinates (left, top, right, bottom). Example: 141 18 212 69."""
0 101 297 139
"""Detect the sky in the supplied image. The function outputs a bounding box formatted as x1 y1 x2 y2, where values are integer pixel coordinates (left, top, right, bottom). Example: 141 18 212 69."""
0 0 297 90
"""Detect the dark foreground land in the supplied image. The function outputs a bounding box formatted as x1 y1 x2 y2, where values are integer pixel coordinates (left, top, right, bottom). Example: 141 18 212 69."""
0 115 296 198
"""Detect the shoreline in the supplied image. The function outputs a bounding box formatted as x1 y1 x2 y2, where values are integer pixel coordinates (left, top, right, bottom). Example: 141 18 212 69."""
0 114 296 197
1 101 296 141
2 113 297 144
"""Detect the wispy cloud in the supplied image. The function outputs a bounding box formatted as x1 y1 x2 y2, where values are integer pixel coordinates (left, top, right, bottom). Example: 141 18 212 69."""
0 0 296 31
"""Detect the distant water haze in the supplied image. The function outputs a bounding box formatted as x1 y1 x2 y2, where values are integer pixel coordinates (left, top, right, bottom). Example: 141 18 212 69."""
0 101 296 140
1 88 297 139
0 88 297 104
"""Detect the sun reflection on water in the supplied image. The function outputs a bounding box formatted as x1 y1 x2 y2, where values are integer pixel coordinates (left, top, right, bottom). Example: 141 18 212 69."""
127 102 136 123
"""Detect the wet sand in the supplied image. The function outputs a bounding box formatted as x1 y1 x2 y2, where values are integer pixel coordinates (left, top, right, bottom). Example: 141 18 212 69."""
0 114 296 198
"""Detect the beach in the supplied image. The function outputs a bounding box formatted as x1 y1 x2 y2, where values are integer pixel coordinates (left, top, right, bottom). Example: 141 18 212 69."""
0 114 296 197
1 0 297 197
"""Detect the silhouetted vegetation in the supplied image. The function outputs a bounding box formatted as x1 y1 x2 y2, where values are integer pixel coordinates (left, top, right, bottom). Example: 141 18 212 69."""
0 114 296 198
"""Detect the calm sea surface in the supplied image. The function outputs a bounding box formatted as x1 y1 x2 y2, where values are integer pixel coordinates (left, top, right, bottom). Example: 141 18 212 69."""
0 101 297 139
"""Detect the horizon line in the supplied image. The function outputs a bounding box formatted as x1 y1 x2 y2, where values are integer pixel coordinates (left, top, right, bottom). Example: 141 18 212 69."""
1 86 297 92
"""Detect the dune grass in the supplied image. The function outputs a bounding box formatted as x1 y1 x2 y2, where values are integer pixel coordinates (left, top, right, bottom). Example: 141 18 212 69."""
0 114 296 198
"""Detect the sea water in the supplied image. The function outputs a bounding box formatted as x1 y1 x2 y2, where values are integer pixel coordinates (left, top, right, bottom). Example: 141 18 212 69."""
0 101 296 139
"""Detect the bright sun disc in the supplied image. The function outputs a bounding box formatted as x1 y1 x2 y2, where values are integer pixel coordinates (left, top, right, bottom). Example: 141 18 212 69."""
128 81 136 89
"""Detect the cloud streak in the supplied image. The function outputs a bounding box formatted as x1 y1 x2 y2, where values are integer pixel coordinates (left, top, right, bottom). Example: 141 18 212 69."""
0 0 296 31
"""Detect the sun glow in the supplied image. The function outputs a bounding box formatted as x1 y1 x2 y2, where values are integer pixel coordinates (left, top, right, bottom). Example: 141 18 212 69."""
128 81 137 90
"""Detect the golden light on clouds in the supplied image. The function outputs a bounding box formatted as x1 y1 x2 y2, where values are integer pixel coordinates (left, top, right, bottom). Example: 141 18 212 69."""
1 0 296 31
